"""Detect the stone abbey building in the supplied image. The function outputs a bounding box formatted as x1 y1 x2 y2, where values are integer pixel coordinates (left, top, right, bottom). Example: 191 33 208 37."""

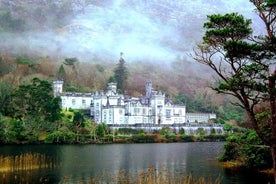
53 80 216 126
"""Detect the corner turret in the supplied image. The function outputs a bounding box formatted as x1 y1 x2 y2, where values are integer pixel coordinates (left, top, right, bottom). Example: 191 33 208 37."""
53 80 64 97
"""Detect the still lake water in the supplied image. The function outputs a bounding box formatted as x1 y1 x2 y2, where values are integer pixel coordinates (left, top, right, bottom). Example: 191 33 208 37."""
0 142 274 184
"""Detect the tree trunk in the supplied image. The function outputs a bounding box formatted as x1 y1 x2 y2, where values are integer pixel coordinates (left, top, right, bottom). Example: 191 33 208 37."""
271 144 276 183
270 70 276 183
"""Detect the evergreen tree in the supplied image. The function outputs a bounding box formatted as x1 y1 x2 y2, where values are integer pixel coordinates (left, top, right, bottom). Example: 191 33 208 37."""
114 53 128 93
57 64 66 80
194 0 276 180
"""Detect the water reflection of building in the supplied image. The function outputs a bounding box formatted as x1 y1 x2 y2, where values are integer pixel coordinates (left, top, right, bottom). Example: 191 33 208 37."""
53 80 217 127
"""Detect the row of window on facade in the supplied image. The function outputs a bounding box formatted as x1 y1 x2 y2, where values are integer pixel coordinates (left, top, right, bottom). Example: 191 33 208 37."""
63 99 183 118
62 99 89 105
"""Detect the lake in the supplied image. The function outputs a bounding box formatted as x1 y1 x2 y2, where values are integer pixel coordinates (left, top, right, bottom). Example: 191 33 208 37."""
0 142 274 183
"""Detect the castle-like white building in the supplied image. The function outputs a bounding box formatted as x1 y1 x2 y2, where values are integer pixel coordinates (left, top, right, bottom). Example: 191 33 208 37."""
53 80 216 126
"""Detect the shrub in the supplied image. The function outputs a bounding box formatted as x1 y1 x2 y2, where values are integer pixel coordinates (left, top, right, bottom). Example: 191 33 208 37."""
180 135 194 142
220 130 272 170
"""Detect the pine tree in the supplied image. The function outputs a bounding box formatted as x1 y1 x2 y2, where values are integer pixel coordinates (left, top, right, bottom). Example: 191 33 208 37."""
57 64 66 80
114 53 128 94
194 0 276 180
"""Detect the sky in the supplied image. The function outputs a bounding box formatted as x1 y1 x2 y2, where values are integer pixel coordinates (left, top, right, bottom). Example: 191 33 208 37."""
0 0 263 63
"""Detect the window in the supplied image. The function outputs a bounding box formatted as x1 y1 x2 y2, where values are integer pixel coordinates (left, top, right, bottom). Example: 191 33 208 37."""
157 105 163 113
72 99 76 105
166 109 171 118
143 108 146 115
134 108 138 115
119 109 123 115
82 99 86 105
103 112 107 120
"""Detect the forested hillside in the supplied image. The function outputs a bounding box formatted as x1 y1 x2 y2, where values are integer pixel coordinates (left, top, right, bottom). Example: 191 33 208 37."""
0 53 244 123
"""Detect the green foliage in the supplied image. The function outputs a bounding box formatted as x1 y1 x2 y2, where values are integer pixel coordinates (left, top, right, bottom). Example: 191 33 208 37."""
8 78 61 122
220 130 272 169
73 111 85 128
108 76 116 83
211 128 216 135
0 82 13 116
114 56 128 93
197 11 274 103
0 119 27 144
64 57 78 66
14 56 36 71
224 40 260 59
165 133 177 142
117 128 139 135
45 130 76 144
64 83 90 93
197 128 207 136
96 123 110 138
180 135 194 142
174 93 217 113
203 13 252 44
131 133 155 143
158 127 171 135
223 123 234 133
217 104 245 123
0 56 15 77
223 123 247 134
95 64 105 73
215 118 225 124
195 6 276 166
180 128 185 135
57 64 66 80
15 56 33 65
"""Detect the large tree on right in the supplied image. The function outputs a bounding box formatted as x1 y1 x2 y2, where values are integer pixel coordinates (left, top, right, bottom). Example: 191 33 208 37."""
194 0 276 180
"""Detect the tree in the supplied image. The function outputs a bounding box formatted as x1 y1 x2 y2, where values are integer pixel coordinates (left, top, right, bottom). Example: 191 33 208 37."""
114 53 128 93
8 78 61 122
57 64 66 80
64 57 78 66
64 57 79 83
0 82 13 115
96 123 110 139
194 0 276 180
73 111 85 128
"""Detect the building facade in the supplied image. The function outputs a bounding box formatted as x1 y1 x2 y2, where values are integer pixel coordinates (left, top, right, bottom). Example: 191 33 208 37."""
186 113 217 123
53 80 215 125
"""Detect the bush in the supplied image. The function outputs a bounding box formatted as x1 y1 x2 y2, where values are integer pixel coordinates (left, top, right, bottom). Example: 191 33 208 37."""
165 133 177 142
180 135 194 142
220 130 272 170
131 133 156 143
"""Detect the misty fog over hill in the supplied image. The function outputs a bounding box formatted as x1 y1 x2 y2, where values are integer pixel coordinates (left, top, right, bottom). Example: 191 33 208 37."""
0 0 261 63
